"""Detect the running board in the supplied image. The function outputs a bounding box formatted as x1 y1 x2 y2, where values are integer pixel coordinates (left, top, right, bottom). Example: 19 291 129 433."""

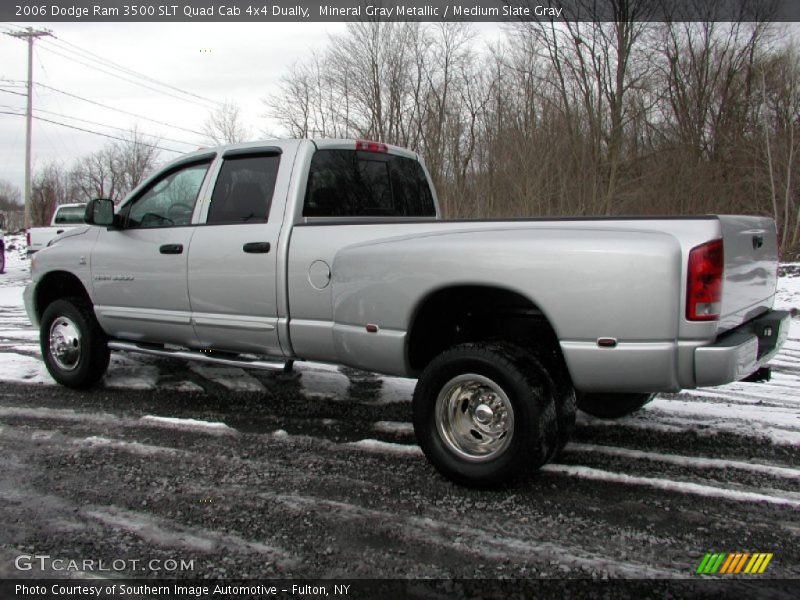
107 341 293 372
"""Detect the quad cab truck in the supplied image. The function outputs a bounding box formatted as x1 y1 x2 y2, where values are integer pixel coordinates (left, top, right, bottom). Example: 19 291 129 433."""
27 203 87 253
24 139 791 486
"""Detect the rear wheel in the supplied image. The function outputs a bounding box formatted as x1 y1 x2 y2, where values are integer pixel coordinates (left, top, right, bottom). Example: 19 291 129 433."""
577 392 656 419
413 342 558 486
40 297 110 389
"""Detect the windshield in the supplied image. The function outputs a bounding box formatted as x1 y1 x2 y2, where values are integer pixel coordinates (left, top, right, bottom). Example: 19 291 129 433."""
53 206 86 225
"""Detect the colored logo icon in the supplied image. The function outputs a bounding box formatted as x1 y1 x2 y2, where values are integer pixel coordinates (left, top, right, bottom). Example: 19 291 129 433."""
696 552 773 574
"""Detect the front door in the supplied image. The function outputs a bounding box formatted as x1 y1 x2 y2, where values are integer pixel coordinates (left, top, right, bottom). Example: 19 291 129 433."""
91 158 213 346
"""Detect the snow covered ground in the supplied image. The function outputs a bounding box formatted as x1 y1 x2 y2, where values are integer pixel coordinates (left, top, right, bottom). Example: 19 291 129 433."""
0 233 799 583
2 232 798 447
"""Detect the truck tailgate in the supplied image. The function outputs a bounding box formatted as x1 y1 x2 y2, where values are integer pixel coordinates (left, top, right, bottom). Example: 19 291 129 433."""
717 215 779 334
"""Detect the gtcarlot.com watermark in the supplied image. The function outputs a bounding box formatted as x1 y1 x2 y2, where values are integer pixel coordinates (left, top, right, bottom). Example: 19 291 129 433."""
15 553 194 573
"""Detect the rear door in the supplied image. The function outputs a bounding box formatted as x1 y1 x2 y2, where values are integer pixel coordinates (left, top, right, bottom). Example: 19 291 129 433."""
186 147 289 356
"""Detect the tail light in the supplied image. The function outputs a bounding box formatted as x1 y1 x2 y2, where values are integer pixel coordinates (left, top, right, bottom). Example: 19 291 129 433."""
355 140 388 153
687 239 724 321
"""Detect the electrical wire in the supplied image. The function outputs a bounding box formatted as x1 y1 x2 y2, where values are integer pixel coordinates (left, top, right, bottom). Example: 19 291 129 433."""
38 43 221 110
0 110 184 153
39 106 196 147
0 88 27 97
33 82 207 136
44 35 223 109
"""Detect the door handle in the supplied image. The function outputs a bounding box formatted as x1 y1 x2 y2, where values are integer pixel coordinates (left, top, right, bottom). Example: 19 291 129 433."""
243 242 271 254
159 244 183 254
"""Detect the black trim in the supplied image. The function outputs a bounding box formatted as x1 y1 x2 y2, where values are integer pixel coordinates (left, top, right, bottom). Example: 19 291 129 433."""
222 147 282 158
242 242 271 254
294 215 721 227
159 244 183 255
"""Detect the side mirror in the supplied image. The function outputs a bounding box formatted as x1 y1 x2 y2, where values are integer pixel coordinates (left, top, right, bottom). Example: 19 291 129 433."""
84 199 115 227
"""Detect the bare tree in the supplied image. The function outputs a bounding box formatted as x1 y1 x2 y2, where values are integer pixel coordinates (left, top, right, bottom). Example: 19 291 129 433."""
0 180 22 211
71 128 161 204
31 162 71 226
203 101 250 145
71 147 122 203
114 126 161 194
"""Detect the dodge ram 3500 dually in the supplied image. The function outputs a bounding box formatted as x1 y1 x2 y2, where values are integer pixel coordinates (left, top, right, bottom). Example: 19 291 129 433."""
24 139 791 485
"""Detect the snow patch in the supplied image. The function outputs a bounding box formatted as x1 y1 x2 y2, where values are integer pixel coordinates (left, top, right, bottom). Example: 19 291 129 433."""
77 436 184 457
83 506 294 565
160 380 204 393
373 421 414 435
542 464 800 508
0 406 118 425
0 352 53 384
565 442 800 480
189 365 266 392
103 366 159 390
348 439 423 457
139 415 236 435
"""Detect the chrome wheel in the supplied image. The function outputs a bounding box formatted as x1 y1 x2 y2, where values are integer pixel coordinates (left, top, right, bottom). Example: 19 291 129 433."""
435 374 514 462
48 316 82 371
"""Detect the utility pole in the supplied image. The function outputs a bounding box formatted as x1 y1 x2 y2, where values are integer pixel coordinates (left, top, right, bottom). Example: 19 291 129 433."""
6 27 52 228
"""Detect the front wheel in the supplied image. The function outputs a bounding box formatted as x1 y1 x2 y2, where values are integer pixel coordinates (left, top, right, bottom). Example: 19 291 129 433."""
576 392 656 419
413 342 558 487
40 297 110 388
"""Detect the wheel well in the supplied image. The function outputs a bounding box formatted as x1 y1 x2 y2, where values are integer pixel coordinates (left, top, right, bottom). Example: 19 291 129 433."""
34 271 92 321
406 285 561 374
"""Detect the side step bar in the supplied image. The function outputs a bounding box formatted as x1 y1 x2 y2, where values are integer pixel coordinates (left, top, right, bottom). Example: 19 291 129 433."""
107 341 294 373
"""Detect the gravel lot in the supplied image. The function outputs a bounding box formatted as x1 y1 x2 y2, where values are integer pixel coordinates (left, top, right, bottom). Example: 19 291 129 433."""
0 236 798 595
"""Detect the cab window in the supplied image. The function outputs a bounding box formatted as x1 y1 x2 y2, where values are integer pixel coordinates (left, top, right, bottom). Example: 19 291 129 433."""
303 150 435 217
207 154 280 224
123 160 211 229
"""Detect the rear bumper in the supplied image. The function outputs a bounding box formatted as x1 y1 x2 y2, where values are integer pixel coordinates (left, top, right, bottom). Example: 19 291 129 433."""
694 310 791 387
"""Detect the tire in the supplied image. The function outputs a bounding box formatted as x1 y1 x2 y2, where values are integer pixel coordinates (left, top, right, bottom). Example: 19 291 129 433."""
576 392 656 419
40 297 110 389
413 342 558 487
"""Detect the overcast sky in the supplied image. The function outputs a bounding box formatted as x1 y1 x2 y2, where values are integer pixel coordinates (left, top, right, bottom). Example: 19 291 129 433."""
0 21 504 202
0 22 357 198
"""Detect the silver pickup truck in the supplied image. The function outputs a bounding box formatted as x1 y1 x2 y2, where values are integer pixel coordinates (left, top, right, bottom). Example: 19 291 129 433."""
24 139 791 486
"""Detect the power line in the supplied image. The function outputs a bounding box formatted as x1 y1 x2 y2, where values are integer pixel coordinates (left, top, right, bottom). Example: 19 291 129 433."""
0 88 27 97
45 35 223 109
0 102 197 148
0 110 184 153
38 42 221 111
38 107 196 147
33 82 206 137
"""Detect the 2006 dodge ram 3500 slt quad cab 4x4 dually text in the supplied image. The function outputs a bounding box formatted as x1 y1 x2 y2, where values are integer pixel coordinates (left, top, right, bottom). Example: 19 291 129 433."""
25 139 791 486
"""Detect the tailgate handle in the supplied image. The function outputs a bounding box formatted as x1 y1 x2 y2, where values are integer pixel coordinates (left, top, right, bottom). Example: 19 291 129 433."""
159 244 183 255
243 242 270 254
56 229 64 234
752 235 764 249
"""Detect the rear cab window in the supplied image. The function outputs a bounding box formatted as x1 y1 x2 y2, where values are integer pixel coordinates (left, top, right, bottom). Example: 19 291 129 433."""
303 149 435 218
